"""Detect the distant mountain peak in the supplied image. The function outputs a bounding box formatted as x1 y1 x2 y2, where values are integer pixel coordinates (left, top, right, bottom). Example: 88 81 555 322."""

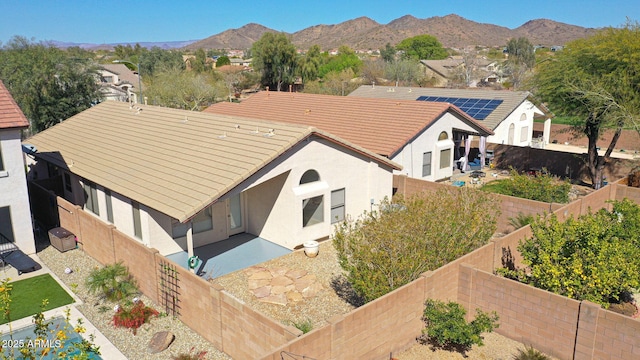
47 14 597 52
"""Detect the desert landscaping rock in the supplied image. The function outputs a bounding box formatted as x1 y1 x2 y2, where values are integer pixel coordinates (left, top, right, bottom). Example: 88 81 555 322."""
147 331 175 354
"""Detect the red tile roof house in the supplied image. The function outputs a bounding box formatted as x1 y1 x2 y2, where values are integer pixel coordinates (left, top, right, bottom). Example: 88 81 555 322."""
348 85 550 148
0 80 36 254
204 91 493 182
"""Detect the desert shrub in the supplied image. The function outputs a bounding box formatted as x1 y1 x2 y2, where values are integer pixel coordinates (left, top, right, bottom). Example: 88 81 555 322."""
334 189 499 303
112 300 158 334
508 212 536 229
513 346 551 360
420 299 499 352
86 262 138 302
290 318 313 334
514 199 640 307
482 169 571 203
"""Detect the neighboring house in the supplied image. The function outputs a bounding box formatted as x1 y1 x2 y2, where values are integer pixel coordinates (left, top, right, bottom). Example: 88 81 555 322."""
348 85 551 147
229 58 252 67
24 101 399 259
0 80 35 254
98 64 141 103
420 58 465 87
204 91 493 181
420 57 504 87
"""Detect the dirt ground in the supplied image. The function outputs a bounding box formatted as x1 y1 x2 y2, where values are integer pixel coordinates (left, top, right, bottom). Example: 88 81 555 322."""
533 123 640 152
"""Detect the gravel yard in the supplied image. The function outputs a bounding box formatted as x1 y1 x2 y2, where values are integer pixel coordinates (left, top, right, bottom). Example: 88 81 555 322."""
38 246 231 360
39 239 555 360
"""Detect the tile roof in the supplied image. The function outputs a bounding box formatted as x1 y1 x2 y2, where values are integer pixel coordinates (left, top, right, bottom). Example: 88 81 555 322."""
348 85 532 131
204 91 492 158
25 101 398 222
0 80 29 129
100 64 141 87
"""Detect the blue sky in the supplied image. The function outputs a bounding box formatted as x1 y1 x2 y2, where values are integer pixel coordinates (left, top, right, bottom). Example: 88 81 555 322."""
0 0 637 44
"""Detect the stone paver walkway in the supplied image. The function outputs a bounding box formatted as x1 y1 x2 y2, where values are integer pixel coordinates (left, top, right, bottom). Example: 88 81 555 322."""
244 266 324 306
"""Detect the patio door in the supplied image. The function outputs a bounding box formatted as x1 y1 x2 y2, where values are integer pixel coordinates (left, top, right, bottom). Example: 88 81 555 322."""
227 193 244 236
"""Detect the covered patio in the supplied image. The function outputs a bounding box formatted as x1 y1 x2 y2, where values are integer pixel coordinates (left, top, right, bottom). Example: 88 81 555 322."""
165 233 291 279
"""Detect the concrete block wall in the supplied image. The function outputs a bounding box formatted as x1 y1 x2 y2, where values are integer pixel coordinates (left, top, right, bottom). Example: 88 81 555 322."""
220 290 299 358
614 182 640 203
78 209 117 265
52 180 640 359
574 301 640 360
111 229 158 302
169 261 224 350
459 265 580 360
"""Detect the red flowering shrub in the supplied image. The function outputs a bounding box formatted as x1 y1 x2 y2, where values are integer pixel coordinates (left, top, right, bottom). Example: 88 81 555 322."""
112 300 159 334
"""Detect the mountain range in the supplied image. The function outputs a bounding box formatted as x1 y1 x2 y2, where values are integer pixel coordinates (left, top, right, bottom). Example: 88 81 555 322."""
61 14 598 51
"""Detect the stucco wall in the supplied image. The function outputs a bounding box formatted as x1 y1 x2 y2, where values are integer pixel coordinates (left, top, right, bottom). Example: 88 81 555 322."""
489 100 535 146
391 112 484 181
0 129 35 254
236 137 394 249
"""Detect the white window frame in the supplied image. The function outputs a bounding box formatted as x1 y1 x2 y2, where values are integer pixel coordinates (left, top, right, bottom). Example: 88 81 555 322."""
331 189 345 224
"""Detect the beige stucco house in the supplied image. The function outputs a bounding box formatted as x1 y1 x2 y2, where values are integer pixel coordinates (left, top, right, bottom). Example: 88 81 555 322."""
98 64 141 103
204 91 493 182
0 80 35 254
24 101 399 258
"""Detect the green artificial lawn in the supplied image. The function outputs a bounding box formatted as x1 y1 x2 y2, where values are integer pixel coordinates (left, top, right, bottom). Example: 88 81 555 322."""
1 274 74 324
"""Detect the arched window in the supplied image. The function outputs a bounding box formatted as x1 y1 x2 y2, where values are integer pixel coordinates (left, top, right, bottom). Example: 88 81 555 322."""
520 113 527 121
300 170 320 185
438 131 448 141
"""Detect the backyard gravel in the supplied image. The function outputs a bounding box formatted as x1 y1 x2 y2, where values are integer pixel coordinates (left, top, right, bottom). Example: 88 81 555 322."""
38 246 231 360
40 240 556 360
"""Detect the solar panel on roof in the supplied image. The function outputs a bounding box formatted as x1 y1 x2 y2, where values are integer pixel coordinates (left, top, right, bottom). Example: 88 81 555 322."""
415 96 503 121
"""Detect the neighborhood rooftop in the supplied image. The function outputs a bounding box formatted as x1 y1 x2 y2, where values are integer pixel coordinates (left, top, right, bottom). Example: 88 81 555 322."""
348 85 535 131
25 101 399 223
0 80 30 129
204 91 493 158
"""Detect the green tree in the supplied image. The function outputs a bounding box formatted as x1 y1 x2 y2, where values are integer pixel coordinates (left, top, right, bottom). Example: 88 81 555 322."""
396 34 448 61
380 42 396 62
317 45 362 79
190 48 208 73
421 299 499 352
302 68 360 96
530 22 640 188
0 36 102 134
215 55 231 67
85 262 139 302
251 32 297 91
299 44 323 83
333 189 499 303
516 199 640 307
504 37 535 89
146 66 225 110
506 37 535 68
137 46 184 77
384 58 425 87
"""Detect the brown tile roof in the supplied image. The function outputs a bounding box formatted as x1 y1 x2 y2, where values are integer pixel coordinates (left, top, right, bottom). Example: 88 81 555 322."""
0 80 29 129
204 91 492 158
348 85 533 131
25 101 399 222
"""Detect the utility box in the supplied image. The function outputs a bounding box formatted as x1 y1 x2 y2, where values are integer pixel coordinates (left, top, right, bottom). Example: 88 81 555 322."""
48 227 76 253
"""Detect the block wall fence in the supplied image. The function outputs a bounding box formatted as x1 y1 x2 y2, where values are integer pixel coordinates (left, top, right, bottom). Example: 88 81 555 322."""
51 178 640 360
